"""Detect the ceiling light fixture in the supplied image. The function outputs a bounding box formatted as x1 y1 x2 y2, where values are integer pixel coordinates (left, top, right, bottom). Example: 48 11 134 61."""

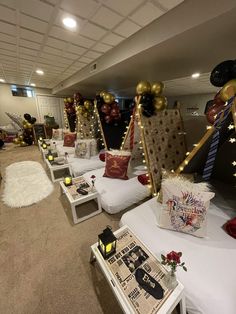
191 72 200 78
30 83 36 87
63 17 77 29
36 69 44 75
0 78 5 83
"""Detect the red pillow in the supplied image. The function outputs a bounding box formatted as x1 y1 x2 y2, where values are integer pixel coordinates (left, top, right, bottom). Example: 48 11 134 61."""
138 173 149 185
223 217 236 239
103 152 130 180
63 133 76 147
99 151 106 162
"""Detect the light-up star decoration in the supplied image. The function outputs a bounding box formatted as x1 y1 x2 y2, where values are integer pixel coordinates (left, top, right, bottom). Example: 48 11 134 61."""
232 161 236 166
229 138 236 143
228 124 235 130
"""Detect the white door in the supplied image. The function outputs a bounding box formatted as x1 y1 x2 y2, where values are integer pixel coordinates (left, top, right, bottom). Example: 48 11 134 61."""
36 95 64 128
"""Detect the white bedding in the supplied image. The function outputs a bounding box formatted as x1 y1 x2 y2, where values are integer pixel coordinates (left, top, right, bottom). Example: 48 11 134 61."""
83 167 150 214
120 198 236 314
68 156 104 176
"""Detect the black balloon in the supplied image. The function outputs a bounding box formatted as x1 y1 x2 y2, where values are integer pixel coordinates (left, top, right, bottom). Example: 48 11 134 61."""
24 113 31 121
210 60 234 87
142 107 154 118
140 93 153 105
30 117 36 124
204 100 214 114
231 60 236 78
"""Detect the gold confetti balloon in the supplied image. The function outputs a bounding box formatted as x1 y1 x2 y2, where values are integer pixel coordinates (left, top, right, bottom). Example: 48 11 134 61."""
220 79 236 102
151 82 164 96
153 96 167 111
103 93 114 104
99 90 106 98
136 81 151 95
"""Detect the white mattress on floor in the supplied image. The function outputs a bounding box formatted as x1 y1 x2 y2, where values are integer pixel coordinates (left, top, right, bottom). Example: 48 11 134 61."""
68 156 104 176
120 198 236 314
83 167 150 214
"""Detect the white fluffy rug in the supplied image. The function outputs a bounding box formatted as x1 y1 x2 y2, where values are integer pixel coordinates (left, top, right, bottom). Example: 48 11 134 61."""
2 161 54 208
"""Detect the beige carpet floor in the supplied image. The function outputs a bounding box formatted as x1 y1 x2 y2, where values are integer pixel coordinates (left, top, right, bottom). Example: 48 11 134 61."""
0 144 124 314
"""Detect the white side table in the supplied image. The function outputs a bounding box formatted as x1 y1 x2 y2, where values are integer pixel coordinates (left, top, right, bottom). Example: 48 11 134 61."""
60 178 102 224
90 225 186 314
46 159 72 182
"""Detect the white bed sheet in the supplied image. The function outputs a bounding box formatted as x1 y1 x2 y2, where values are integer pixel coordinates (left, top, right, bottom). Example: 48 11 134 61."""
68 156 104 176
120 198 236 314
83 167 150 214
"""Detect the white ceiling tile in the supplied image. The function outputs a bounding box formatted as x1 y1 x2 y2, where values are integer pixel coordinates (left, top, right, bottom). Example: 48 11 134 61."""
92 6 123 29
20 14 48 33
102 32 124 45
0 33 16 44
0 0 17 9
78 56 92 64
0 5 16 23
19 47 38 56
156 0 184 10
0 21 16 36
84 50 102 59
92 42 112 53
73 35 95 48
62 52 78 60
114 19 141 37
46 37 67 50
43 46 62 56
103 0 143 16
67 44 86 55
19 39 41 50
19 58 34 65
20 28 44 43
19 0 54 22
61 0 99 19
0 42 16 51
0 49 16 57
49 25 74 41
20 54 36 61
79 22 107 40
130 3 164 27
0 54 16 62
74 61 87 69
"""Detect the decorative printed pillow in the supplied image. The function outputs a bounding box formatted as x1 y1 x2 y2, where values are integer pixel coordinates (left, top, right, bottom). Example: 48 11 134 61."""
99 151 106 162
52 128 63 140
138 173 149 185
74 140 91 159
157 177 215 237
103 150 131 180
63 132 77 147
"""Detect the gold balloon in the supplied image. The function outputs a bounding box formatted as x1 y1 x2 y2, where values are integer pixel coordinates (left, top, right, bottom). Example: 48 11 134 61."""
83 112 88 118
151 82 164 96
13 137 20 144
153 96 167 111
20 141 27 147
103 93 114 104
136 81 151 95
100 90 106 98
220 79 236 102
19 135 24 141
77 106 83 114
26 122 32 129
84 100 92 110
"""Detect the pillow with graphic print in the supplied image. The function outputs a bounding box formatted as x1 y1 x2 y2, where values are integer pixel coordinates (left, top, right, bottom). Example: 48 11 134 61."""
90 139 98 156
63 132 77 147
52 128 63 140
74 140 90 159
157 176 215 237
103 150 131 180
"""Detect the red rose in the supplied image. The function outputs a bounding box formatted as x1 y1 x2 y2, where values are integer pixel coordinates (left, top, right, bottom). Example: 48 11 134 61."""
91 175 96 179
166 251 181 264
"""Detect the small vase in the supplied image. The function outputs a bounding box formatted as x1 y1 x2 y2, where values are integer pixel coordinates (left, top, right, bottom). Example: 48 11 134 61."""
164 269 178 290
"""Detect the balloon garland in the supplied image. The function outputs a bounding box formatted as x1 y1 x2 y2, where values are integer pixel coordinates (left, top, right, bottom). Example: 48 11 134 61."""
13 113 37 146
135 81 167 117
205 60 236 124
95 91 121 124
63 97 76 131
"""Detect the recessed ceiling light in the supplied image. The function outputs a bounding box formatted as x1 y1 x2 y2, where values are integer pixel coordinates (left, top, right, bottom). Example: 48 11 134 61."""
63 17 77 29
30 83 36 87
191 72 200 78
36 69 44 75
0 78 5 83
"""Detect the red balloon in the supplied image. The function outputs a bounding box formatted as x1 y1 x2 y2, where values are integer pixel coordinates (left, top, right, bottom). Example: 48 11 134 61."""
104 115 113 124
113 113 121 120
110 108 119 117
67 107 75 114
206 105 220 124
111 102 119 109
101 104 111 115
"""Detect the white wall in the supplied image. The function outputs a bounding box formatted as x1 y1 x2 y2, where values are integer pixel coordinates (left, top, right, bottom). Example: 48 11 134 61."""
0 83 52 125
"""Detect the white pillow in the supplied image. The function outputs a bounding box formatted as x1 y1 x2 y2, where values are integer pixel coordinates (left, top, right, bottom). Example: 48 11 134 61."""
75 140 90 159
157 177 215 237
52 128 63 140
